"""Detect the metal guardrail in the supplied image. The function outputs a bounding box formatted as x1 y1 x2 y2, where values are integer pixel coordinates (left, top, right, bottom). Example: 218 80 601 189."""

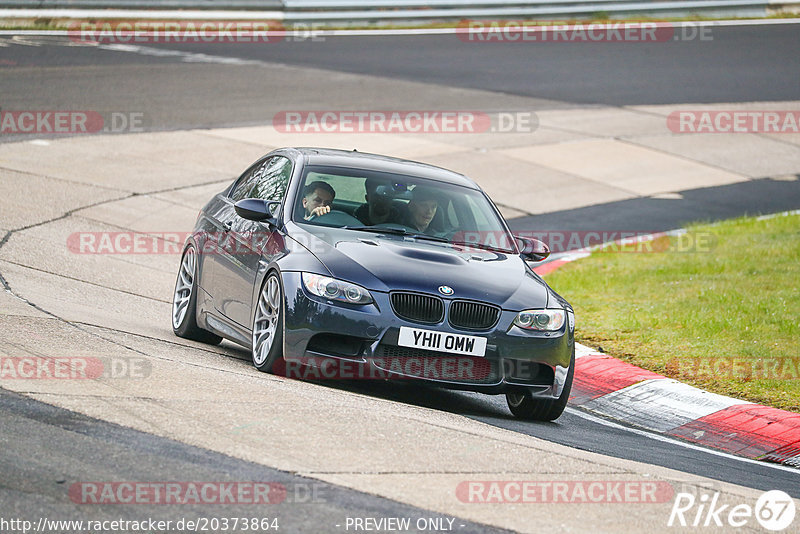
283 0 769 20
285 0 658 6
0 0 771 19
1 1 282 7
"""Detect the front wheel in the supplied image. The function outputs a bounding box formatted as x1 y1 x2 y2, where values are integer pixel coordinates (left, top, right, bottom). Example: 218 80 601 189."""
506 348 574 421
251 272 285 373
172 244 222 345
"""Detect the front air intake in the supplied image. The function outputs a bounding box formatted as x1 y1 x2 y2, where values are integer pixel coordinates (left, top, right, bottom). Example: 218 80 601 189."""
449 300 500 330
390 292 444 324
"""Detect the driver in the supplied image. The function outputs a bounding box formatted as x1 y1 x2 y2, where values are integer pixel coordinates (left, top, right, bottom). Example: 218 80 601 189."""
403 186 440 233
355 178 402 226
302 181 335 220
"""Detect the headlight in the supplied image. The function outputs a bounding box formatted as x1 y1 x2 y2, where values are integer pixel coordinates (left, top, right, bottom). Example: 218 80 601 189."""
513 309 566 331
301 273 373 305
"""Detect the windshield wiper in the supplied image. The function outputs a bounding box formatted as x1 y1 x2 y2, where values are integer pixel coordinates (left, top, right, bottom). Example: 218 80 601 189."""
344 225 449 243
449 240 513 254
344 225 408 234
407 233 449 243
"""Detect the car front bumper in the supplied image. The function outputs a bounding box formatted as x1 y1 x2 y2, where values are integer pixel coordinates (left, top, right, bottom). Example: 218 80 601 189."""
280 271 574 397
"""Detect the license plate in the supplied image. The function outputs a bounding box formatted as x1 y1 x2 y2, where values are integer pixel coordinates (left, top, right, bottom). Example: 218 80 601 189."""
398 326 487 357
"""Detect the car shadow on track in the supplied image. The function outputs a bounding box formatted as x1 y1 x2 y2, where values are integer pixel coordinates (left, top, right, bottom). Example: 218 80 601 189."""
316 378 494 410
220 343 558 425
314 379 568 432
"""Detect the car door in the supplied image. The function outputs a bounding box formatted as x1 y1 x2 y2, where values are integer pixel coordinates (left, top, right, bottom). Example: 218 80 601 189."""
199 159 262 305
213 155 293 328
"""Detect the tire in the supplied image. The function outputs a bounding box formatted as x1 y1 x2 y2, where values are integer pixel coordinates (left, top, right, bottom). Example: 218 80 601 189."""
506 347 575 421
251 272 285 374
172 244 223 345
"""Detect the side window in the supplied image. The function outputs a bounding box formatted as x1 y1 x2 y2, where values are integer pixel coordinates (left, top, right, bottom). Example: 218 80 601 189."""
230 156 292 202
230 161 263 202
251 156 292 202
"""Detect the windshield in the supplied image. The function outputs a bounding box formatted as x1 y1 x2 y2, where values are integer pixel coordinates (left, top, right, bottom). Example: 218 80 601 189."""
292 165 516 253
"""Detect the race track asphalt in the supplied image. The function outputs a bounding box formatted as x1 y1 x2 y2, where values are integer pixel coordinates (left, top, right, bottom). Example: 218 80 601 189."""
0 25 798 532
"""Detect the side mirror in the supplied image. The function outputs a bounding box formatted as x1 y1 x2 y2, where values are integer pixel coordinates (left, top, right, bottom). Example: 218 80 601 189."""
234 199 278 223
515 236 550 262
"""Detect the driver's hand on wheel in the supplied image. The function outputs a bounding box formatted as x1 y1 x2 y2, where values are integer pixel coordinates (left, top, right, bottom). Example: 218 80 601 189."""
306 205 331 220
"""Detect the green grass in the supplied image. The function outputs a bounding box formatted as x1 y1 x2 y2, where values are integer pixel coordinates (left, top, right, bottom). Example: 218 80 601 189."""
546 213 800 412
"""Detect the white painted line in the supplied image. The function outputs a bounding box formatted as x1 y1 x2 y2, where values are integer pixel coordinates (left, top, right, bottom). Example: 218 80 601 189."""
581 378 748 432
545 250 591 263
575 342 599 359
297 18 800 36
541 209 798 272
784 455 800 468
566 407 800 473
756 209 800 221
0 18 799 37
96 43 265 66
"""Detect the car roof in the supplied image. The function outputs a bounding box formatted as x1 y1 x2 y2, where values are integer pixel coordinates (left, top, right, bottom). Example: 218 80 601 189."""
285 147 480 190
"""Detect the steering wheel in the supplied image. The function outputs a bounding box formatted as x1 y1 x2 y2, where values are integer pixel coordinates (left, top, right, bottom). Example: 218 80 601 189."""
307 209 363 227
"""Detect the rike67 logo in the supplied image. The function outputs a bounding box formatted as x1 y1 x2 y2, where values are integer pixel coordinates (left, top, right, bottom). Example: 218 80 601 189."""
668 490 795 531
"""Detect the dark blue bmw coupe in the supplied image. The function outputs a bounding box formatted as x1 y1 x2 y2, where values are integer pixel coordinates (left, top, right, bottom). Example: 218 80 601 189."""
172 147 575 420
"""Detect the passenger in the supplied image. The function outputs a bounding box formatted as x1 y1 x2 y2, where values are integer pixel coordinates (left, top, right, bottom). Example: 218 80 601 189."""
302 181 335 220
404 186 440 233
355 178 402 226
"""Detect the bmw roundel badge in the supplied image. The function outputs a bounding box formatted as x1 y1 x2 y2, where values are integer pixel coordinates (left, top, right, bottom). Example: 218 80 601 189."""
438 285 454 296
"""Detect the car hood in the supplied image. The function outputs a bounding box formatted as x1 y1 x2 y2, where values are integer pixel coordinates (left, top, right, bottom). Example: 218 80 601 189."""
291 225 551 310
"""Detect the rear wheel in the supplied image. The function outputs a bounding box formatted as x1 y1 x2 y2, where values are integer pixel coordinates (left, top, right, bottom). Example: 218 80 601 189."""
172 244 222 345
251 272 285 373
506 347 574 421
